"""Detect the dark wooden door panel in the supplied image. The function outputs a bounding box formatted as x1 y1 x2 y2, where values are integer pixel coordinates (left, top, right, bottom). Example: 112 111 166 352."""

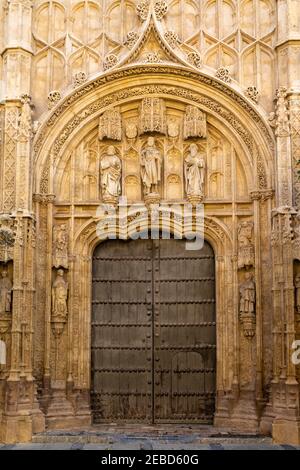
91 237 216 424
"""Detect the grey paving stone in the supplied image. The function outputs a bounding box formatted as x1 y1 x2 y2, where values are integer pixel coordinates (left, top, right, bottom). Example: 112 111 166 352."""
0 445 16 450
13 444 46 450
222 444 283 450
83 444 111 450
41 443 73 450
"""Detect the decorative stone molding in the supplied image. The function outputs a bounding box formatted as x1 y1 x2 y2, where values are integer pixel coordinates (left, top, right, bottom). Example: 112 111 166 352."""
48 91 61 110
18 94 33 142
0 215 16 263
215 66 231 83
73 72 87 88
250 189 274 201
269 87 290 137
99 107 122 142
187 52 202 69
245 86 259 103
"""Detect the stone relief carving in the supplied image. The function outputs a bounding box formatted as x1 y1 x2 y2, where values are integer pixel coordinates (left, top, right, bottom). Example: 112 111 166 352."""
144 52 162 63
125 121 138 141
239 272 256 338
187 52 202 69
0 270 13 316
99 107 122 142
48 90 61 110
245 86 259 104
141 137 162 199
0 216 15 263
269 87 290 137
73 72 87 88
154 1 168 20
164 31 180 48
238 221 255 269
167 118 180 141
139 97 166 135
53 224 69 270
215 66 232 83
184 143 206 204
51 269 68 337
103 54 118 71
183 106 207 139
136 0 150 22
295 273 300 314
100 146 122 204
18 94 32 141
125 31 139 49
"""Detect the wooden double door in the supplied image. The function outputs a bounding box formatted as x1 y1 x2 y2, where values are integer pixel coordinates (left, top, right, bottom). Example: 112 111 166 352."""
91 237 216 424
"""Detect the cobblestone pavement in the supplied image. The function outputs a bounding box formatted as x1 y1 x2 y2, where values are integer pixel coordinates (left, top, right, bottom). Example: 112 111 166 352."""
0 425 300 450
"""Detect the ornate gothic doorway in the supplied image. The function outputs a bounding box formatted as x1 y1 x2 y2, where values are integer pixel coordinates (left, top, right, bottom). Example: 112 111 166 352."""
91 237 216 424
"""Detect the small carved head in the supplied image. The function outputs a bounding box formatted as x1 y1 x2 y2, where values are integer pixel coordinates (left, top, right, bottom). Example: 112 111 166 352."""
57 269 64 277
147 137 155 147
190 143 198 156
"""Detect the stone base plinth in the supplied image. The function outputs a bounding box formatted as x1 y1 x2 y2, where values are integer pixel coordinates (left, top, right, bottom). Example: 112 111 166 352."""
272 419 300 446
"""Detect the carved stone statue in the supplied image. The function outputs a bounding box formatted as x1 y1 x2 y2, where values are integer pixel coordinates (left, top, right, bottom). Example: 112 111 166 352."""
99 107 122 141
53 224 69 269
239 272 256 338
52 269 68 325
18 94 32 142
183 106 207 139
295 273 300 314
238 221 255 269
184 143 206 202
100 146 122 203
0 270 12 315
140 137 162 196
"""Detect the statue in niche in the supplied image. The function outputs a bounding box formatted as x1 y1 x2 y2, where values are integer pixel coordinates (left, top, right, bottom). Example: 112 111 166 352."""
238 221 255 269
184 143 206 202
140 137 162 197
0 270 12 315
100 146 122 203
52 269 68 324
239 272 256 338
53 224 69 270
295 273 300 314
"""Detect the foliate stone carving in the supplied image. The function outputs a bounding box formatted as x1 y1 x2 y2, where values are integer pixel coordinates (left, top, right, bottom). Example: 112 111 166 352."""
164 31 180 48
289 95 300 210
48 90 61 109
144 52 162 63
53 224 69 270
184 143 206 204
215 66 231 83
100 146 122 204
103 54 118 71
238 221 255 269
139 97 166 135
239 273 256 338
18 94 32 142
136 0 150 21
269 87 290 137
0 216 15 263
183 106 207 139
141 137 162 199
154 1 168 20
3 108 18 212
295 274 300 314
0 270 13 316
51 269 68 337
99 107 122 141
73 72 87 88
245 86 259 103
187 52 201 69
125 31 139 49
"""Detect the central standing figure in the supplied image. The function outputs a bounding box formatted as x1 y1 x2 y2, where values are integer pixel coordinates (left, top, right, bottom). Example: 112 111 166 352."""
140 137 162 196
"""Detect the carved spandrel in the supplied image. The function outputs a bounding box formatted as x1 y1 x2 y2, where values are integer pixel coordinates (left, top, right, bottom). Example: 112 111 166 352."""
183 106 207 140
